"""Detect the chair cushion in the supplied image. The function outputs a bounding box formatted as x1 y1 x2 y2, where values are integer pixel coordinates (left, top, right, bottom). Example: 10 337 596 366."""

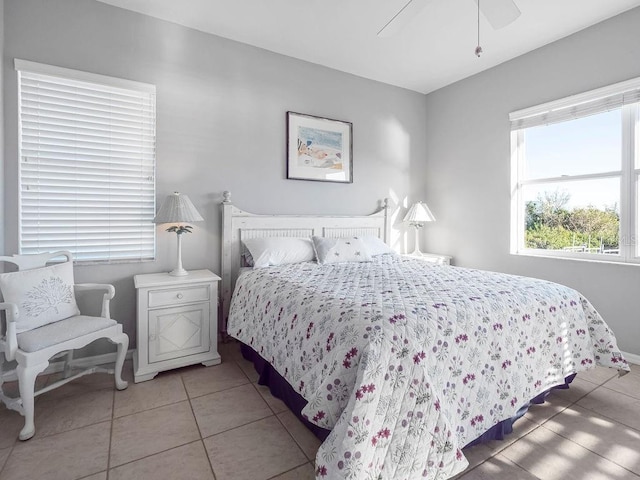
17 315 117 352
0 261 80 333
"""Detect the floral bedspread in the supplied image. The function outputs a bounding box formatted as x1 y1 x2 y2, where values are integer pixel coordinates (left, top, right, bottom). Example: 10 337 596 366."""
228 255 629 480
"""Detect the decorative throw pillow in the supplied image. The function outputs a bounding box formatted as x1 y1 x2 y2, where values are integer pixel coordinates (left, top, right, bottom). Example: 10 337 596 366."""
241 246 255 267
312 236 372 264
0 261 81 334
243 237 316 268
360 236 396 256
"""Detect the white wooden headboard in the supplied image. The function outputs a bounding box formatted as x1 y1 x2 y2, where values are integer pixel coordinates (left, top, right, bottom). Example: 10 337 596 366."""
220 191 390 334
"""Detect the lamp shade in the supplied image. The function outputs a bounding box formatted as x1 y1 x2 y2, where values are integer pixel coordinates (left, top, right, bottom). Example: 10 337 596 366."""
153 192 204 224
403 202 436 224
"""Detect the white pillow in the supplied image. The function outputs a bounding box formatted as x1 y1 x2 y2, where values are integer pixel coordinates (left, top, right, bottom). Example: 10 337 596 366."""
312 236 372 265
360 236 396 256
0 261 81 334
243 237 315 268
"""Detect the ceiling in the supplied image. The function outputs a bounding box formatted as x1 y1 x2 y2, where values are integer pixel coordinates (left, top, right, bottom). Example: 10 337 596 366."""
96 0 640 94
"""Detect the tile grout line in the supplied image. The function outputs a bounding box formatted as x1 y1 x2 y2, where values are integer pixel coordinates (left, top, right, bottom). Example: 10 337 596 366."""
17 393 117 443
541 385 640 477
233 345 315 467
457 390 574 478
249 379 283 416
198 407 275 440
236 350 319 459
185 370 275 440
57 358 264 476
266 461 314 480
181 371 218 480
536 423 640 479
215 352 310 476
112 395 195 421
271 404 311 467
107 439 205 474
105 386 117 480
0 437 17 478
458 422 545 478
487 388 640 480
575 387 640 433
599 382 640 400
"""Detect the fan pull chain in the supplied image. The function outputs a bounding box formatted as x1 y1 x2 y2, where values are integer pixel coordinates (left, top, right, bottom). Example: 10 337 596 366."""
475 0 483 57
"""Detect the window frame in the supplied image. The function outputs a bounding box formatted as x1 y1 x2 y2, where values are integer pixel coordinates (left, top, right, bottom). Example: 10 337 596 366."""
15 59 157 264
510 78 640 265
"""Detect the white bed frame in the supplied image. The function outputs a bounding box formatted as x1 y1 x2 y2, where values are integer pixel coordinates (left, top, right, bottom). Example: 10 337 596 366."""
220 191 390 334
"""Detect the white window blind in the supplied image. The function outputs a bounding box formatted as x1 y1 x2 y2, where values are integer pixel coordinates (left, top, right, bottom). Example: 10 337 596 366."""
16 59 156 263
510 76 640 130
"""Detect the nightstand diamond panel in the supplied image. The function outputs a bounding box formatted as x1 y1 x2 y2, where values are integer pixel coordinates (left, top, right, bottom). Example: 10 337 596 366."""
158 311 202 350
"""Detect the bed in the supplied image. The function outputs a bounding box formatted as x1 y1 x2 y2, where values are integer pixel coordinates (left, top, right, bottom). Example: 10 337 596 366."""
220 192 630 480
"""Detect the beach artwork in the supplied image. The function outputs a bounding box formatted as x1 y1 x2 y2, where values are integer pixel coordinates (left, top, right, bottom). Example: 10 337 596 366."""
287 112 352 183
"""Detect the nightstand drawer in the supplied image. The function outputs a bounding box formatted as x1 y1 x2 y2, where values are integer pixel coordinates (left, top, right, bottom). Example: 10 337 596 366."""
148 285 209 308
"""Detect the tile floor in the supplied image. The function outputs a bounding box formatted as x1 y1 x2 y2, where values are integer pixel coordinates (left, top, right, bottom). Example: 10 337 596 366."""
0 342 638 480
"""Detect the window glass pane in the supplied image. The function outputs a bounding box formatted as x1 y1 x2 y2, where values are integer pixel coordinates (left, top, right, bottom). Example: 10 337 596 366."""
524 109 621 180
523 178 620 254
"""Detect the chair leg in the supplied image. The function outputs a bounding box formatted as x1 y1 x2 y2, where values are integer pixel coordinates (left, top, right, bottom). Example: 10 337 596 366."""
63 350 74 378
17 361 49 441
110 333 129 391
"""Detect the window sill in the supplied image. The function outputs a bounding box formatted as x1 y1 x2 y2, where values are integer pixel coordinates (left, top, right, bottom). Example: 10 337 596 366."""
511 250 640 267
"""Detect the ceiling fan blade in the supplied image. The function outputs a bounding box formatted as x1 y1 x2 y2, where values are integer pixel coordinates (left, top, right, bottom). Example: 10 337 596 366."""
377 0 431 38
473 0 521 30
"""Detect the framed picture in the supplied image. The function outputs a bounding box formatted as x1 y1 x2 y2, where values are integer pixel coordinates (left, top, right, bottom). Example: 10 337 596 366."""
286 111 353 183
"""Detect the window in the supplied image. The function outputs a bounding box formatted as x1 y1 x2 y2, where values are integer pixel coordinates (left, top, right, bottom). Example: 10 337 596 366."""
16 60 156 263
510 77 640 263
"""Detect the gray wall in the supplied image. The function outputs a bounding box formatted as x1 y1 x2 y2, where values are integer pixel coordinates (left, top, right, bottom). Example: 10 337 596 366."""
2 0 427 352
0 0 4 259
423 7 640 355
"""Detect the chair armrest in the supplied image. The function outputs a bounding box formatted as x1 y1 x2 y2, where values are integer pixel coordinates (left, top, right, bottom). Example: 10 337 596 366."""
74 283 116 319
0 302 19 361
0 301 18 320
74 283 115 298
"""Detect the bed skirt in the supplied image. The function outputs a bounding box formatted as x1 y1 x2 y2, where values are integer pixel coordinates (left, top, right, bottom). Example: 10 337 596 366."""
240 342 576 447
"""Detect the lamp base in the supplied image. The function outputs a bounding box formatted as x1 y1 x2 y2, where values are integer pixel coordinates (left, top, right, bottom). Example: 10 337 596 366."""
169 232 189 276
410 225 423 256
169 267 189 277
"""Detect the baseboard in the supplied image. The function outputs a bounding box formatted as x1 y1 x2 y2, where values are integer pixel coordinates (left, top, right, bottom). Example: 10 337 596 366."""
2 350 134 382
622 350 640 367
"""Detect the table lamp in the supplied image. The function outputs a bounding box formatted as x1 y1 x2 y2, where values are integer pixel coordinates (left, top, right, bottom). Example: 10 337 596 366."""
403 201 436 256
153 192 204 276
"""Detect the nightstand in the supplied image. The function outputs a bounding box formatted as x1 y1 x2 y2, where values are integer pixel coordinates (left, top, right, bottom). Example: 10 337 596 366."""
133 269 222 383
403 253 452 265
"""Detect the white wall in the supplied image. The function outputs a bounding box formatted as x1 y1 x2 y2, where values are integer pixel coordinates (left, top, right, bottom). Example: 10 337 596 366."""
2 0 427 353
423 7 640 355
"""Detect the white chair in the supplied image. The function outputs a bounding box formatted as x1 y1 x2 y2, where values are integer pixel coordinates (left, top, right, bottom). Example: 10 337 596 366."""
0 251 128 440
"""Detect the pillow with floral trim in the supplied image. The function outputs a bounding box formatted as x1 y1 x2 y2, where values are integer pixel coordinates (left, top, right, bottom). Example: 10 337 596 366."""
312 236 372 265
0 261 81 333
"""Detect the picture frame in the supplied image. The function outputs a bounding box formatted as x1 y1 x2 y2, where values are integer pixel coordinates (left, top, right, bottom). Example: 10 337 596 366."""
286 111 353 183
